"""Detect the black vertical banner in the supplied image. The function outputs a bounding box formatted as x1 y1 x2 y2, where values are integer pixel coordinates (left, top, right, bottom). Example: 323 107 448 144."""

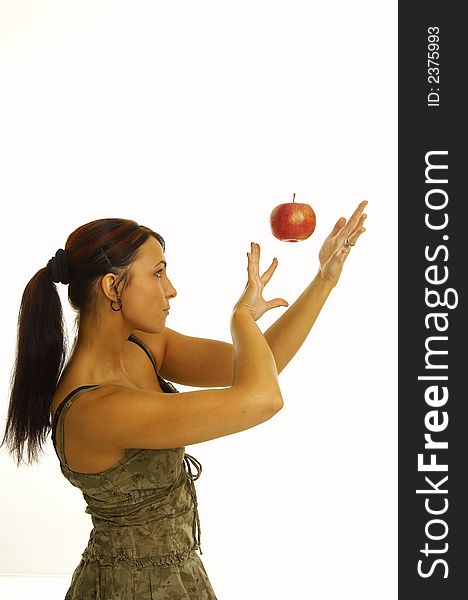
399 3 466 598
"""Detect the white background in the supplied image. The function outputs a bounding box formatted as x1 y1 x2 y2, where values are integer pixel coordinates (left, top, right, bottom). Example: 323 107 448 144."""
0 1 397 598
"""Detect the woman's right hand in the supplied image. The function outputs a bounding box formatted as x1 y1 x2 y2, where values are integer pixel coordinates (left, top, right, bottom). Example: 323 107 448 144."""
232 242 289 321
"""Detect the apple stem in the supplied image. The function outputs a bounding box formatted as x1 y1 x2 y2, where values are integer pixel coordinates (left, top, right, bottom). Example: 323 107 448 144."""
292 193 295 203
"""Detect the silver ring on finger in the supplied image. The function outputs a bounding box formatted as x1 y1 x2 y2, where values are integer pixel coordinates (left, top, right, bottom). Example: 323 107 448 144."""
345 237 355 248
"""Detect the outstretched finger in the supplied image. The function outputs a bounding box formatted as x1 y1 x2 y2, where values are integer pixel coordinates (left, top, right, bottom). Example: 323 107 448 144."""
266 297 289 310
246 251 256 282
328 216 347 238
251 242 260 278
350 213 367 236
342 200 368 237
346 226 366 247
260 257 278 285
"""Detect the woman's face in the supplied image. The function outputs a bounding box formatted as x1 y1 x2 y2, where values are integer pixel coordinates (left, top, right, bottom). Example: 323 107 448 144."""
119 236 177 334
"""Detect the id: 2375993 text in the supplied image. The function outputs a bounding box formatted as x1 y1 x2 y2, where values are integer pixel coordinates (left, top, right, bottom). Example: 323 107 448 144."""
427 26 440 107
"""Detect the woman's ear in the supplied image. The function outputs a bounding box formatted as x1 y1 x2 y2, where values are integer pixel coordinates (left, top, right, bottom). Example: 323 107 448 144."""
100 273 120 302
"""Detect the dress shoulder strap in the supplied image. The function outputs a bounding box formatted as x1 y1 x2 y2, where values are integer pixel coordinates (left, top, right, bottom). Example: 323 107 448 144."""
128 333 159 375
128 333 179 394
51 384 101 466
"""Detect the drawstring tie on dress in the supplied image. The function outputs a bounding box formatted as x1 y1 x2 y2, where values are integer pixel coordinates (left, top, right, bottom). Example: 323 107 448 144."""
183 453 203 555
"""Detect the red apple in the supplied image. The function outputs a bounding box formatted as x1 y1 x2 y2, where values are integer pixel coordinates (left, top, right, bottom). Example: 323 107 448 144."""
269 193 316 242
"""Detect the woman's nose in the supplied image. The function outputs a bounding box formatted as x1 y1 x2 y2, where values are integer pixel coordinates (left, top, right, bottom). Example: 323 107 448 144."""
167 280 177 299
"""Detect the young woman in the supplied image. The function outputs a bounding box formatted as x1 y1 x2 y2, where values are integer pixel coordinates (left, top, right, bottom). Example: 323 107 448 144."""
1 201 366 599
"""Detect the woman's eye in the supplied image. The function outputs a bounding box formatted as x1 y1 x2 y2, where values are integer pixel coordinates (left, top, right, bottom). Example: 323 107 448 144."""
155 270 163 279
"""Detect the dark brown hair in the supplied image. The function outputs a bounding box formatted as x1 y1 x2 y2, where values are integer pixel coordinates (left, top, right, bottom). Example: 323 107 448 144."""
1 218 165 467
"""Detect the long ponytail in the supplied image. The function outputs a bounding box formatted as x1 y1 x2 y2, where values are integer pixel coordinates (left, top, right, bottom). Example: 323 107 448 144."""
2 267 68 466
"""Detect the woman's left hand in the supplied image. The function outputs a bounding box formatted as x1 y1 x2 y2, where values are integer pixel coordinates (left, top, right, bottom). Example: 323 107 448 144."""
318 200 368 286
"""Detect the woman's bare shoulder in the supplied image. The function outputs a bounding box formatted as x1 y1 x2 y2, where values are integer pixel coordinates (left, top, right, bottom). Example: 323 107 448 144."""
51 379 117 419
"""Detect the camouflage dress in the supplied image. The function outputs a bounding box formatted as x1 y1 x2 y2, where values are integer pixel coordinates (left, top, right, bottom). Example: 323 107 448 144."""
51 334 217 599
